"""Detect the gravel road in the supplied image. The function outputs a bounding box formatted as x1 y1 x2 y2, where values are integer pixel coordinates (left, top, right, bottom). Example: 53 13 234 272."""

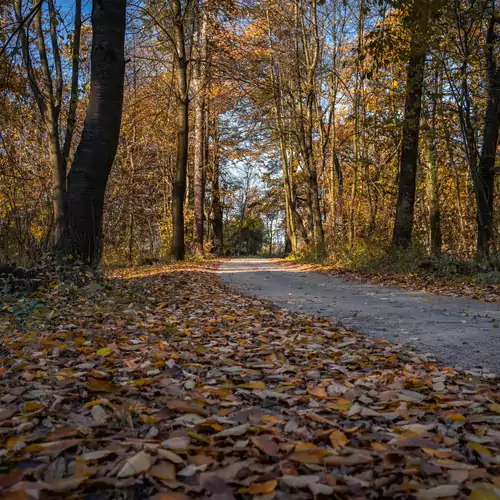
220 258 500 373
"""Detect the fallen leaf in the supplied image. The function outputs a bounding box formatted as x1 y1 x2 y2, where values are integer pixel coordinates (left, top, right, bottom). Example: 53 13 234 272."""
247 479 278 494
251 435 279 456
323 453 373 466
25 439 82 455
215 423 250 437
167 399 209 416
117 451 154 478
417 484 460 499
238 381 266 390
162 436 190 450
96 347 112 357
329 430 348 448
149 462 176 481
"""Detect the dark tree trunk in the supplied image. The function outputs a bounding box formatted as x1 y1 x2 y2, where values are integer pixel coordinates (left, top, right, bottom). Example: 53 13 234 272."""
61 0 126 264
427 64 442 257
475 9 499 259
171 0 189 261
211 162 223 256
210 118 223 255
193 14 207 255
392 25 427 248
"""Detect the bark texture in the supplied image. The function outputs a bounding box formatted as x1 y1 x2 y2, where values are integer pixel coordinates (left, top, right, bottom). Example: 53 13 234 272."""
62 0 126 264
392 10 428 248
171 0 189 261
475 9 499 259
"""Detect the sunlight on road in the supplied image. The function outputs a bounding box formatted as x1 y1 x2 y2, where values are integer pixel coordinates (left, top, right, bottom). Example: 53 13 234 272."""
217 258 300 274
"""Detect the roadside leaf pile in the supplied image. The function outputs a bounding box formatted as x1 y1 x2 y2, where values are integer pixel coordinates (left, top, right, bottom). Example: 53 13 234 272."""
1 263 500 499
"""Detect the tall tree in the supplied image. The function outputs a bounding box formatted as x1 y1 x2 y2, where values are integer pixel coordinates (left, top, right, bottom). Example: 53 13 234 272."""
171 0 189 260
392 0 431 248
474 0 500 259
192 7 208 254
210 117 223 255
296 0 325 257
61 0 127 263
14 0 82 244
425 62 442 256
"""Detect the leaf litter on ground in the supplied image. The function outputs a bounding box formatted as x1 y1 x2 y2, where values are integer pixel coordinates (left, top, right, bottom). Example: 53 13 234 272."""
0 261 500 499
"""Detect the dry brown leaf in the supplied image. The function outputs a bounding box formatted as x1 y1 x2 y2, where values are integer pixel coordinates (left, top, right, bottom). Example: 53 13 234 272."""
117 451 154 478
149 462 176 481
251 434 279 456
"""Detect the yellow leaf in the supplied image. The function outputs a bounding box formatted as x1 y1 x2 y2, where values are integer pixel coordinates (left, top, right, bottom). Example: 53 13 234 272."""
238 381 266 390
325 399 351 410
290 448 328 464
295 442 319 452
84 398 109 408
139 414 160 425
97 347 112 357
133 378 154 386
247 480 278 494
186 430 210 443
330 430 348 448
487 403 500 414
22 401 43 413
467 442 492 457
445 413 466 422
468 485 500 499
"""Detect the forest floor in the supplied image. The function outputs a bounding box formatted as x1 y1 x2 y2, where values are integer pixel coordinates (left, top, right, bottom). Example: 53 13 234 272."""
221 258 500 373
0 261 500 499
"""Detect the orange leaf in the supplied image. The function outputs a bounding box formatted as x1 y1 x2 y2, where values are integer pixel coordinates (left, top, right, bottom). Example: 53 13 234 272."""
308 386 328 399
248 480 278 494
330 430 349 449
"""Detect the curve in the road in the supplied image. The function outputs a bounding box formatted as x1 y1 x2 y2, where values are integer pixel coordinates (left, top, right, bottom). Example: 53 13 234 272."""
219 258 500 373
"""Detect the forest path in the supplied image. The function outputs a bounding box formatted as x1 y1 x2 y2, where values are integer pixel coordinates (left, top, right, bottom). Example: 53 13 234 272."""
220 258 500 373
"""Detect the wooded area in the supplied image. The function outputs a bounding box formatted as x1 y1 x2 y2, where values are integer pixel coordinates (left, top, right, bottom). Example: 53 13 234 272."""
1 0 500 266
3 2 500 498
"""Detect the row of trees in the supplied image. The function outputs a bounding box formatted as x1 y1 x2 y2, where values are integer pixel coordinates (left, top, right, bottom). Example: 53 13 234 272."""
251 0 500 261
1 0 500 265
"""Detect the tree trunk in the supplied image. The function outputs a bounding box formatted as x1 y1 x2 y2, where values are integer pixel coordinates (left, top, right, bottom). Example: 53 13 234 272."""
193 13 207 255
61 0 126 264
171 0 189 261
446 132 467 253
333 151 344 243
475 9 499 259
426 65 442 256
392 11 428 248
211 121 223 256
